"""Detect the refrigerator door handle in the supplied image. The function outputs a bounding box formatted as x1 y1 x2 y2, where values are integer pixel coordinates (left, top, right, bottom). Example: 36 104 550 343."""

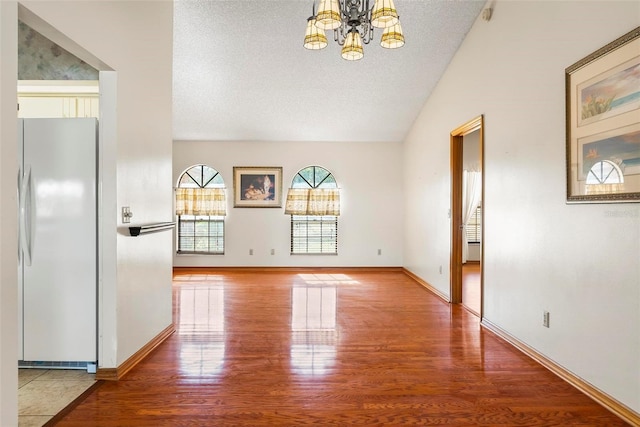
19 165 32 266
17 168 22 263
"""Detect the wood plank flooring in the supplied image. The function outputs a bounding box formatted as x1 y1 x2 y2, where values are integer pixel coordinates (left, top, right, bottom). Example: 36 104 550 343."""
53 270 628 426
462 263 481 316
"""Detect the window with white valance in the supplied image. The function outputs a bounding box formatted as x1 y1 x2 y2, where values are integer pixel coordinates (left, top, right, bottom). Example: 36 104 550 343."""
176 165 226 254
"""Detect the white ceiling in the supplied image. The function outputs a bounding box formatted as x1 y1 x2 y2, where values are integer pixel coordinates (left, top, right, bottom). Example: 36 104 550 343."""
172 0 486 143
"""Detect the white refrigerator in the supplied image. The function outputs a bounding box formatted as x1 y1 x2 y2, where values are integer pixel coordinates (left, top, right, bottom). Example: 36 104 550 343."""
18 118 97 366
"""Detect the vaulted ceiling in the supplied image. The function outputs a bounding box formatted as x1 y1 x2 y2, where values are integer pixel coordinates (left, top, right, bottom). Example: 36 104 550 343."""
172 0 486 143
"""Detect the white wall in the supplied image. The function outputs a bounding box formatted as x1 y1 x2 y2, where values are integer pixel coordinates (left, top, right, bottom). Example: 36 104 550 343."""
173 140 403 267
0 2 19 424
15 0 174 370
404 0 640 413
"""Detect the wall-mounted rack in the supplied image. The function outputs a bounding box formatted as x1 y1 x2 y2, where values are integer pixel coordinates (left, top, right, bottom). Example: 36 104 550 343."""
128 222 175 237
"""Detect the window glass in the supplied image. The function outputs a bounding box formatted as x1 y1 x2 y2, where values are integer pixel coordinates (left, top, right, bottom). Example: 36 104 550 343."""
176 165 225 254
466 205 481 244
289 166 338 255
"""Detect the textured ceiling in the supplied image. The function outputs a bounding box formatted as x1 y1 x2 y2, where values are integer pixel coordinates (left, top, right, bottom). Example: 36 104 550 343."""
172 0 486 143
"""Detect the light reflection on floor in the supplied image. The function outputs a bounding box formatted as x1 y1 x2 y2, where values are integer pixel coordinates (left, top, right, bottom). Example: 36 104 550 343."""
178 340 225 378
172 273 359 379
177 285 225 335
290 343 336 375
297 273 359 286
290 276 339 375
175 283 226 377
291 286 336 331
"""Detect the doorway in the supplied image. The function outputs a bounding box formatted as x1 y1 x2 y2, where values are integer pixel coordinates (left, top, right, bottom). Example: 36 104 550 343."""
15 6 118 424
450 116 484 316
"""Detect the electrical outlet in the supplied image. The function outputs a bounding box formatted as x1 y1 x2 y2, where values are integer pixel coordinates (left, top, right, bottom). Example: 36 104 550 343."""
249 249 253 255
439 265 443 274
377 249 382 255
543 311 550 328
270 249 275 255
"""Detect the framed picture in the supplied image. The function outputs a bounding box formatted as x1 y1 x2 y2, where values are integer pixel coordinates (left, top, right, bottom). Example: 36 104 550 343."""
566 26 640 203
233 166 283 208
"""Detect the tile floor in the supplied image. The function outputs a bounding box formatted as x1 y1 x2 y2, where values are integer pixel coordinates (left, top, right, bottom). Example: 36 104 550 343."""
18 369 96 427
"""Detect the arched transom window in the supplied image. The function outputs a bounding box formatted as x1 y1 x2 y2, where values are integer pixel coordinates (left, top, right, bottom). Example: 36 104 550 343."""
175 164 226 254
284 166 340 255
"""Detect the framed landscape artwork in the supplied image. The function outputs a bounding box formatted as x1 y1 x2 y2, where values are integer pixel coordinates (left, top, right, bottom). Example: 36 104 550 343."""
566 26 640 203
233 166 283 208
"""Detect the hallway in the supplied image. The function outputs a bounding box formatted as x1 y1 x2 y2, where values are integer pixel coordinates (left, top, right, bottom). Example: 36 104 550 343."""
53 270 627 426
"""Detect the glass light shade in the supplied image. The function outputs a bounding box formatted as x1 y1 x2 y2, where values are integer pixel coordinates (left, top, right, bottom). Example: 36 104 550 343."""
371 0 399 28
380 22 404 49
341 30 364 61
304 19 328 50
315 0 342 30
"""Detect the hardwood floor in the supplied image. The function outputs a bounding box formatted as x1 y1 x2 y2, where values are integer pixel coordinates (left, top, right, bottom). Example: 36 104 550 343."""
462 262 481 316
53 270 628 426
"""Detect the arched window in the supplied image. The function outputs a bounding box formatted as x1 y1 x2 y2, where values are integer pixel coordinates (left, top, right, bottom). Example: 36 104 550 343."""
284 166 339 255
175 165 226 254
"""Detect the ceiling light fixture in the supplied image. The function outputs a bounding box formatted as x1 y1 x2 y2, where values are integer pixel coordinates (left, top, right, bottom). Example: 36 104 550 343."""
304 0 404 61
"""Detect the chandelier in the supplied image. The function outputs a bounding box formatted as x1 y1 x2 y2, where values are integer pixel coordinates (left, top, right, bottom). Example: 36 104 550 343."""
304 0 404 61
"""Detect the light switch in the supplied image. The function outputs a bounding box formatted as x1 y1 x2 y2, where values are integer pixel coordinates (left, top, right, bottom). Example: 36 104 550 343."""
122 206 133 224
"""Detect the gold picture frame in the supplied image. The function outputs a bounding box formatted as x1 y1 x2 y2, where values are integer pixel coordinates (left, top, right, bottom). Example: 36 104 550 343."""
233 166 283 208
566 26 640 203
